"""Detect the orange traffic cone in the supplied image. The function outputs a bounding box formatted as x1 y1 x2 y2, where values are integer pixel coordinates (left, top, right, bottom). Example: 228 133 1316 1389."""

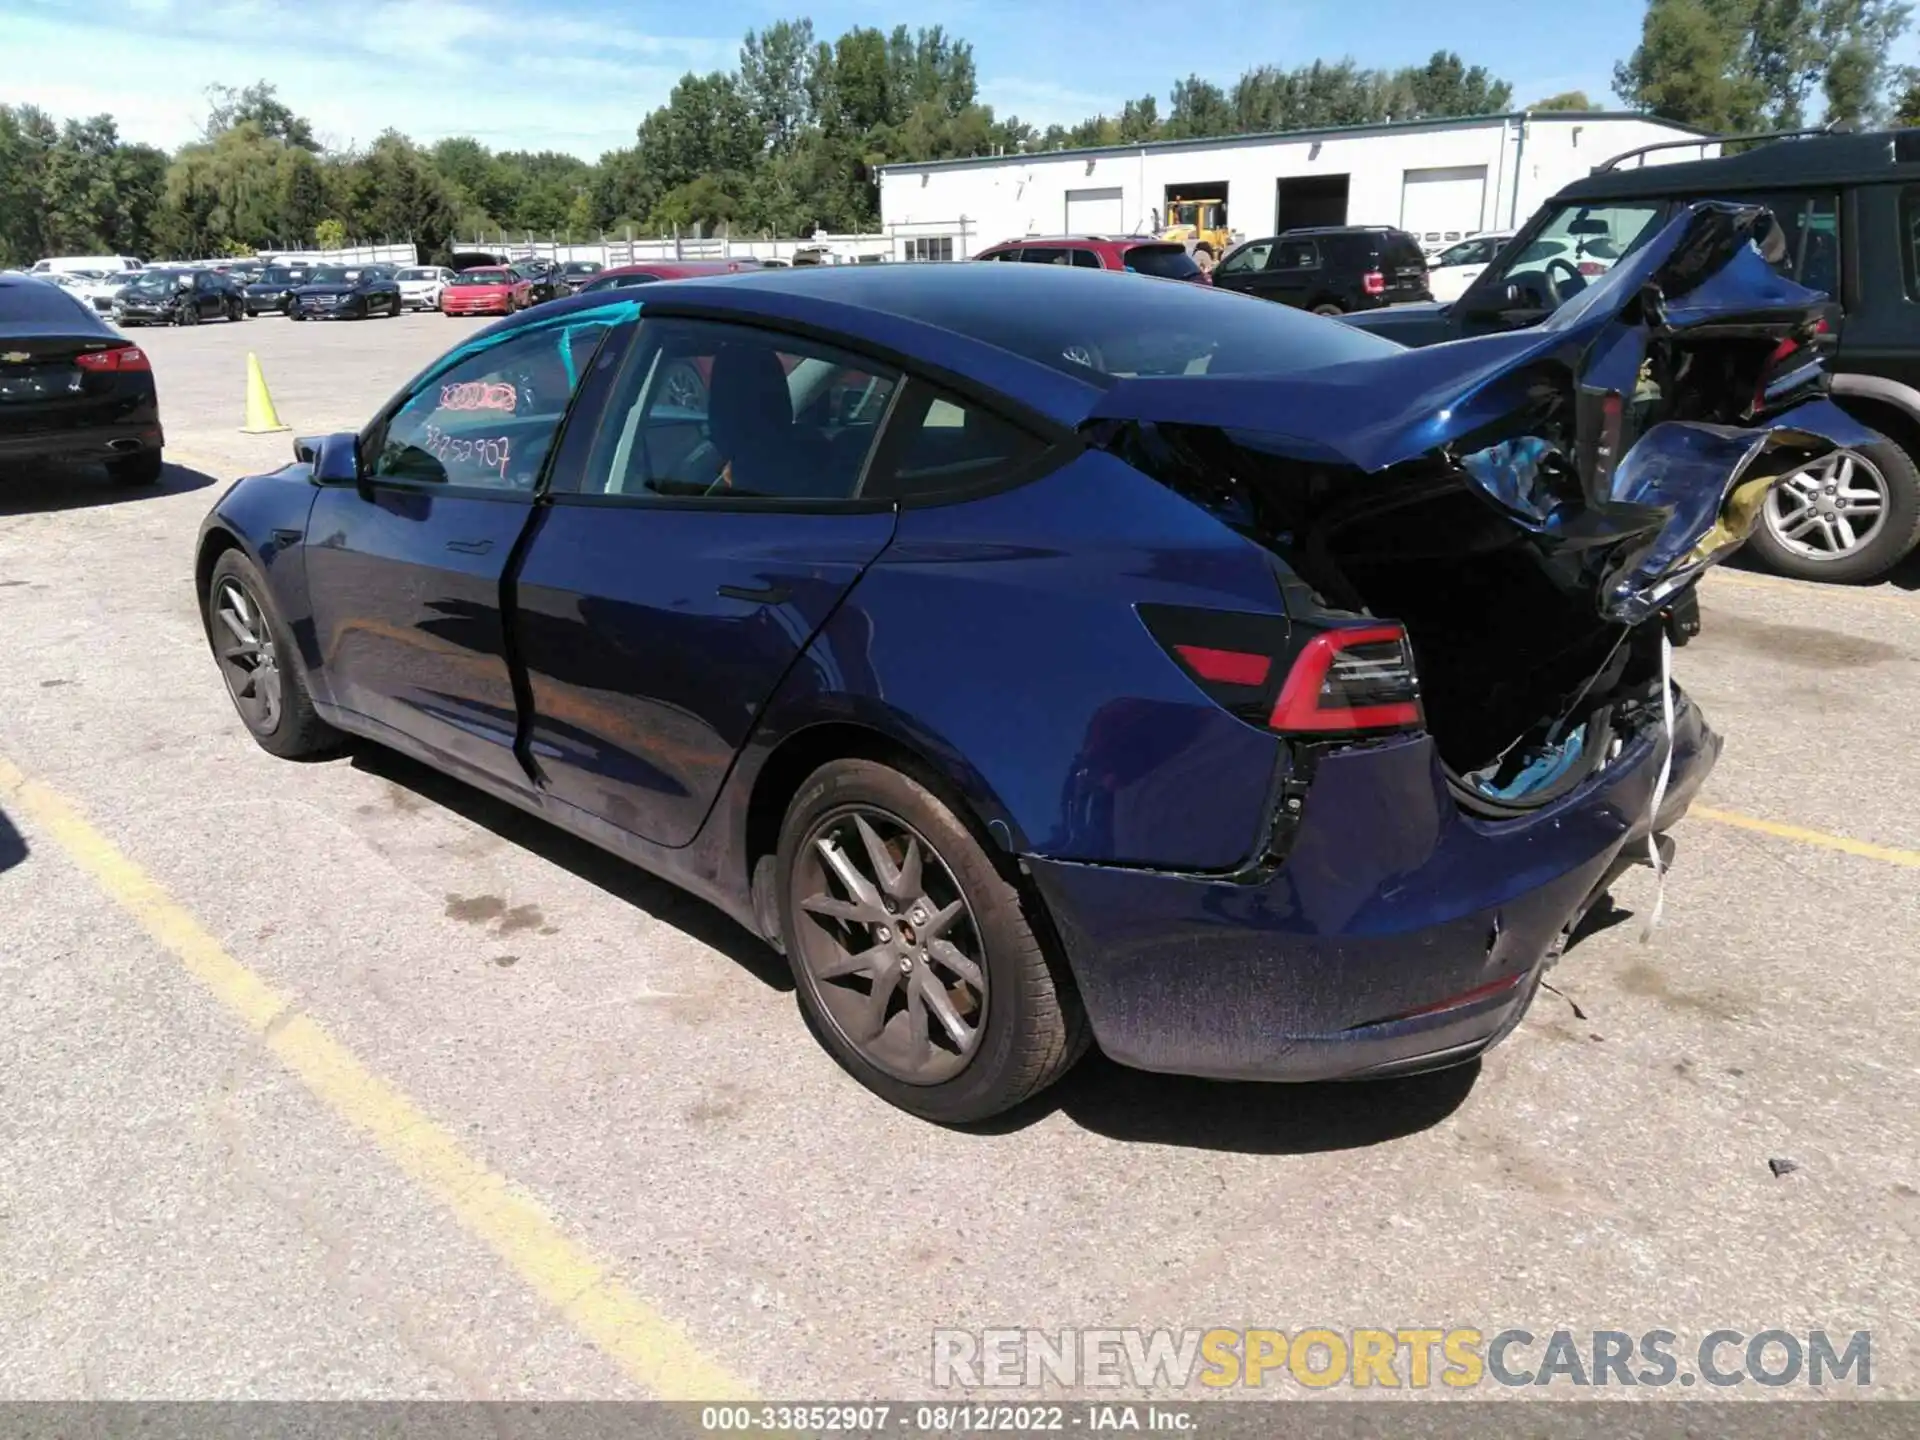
241 352 288 434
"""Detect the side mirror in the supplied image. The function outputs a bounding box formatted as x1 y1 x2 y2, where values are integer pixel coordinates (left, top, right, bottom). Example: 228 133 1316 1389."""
296 432 363 488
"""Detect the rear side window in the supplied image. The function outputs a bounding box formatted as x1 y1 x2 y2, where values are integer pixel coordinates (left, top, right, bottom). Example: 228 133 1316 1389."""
1728 190 1841 297
1385 234 1428 269
1123 245 1201 280
1019 247 1070 266
1903 188 1920 300
1273 239 1319 270
867 384 1051 501
1070 249 1103 269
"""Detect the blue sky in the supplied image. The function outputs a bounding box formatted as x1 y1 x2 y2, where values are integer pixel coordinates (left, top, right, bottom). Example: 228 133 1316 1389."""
0 0 1888 159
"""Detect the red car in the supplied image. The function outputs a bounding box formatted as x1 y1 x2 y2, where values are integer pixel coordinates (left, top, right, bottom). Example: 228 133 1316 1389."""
439 266 533 317
575 259 767 293
973 235 1209 282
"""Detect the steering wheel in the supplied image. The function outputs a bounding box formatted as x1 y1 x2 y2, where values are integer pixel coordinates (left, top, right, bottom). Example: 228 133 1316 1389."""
1542 257 1584 305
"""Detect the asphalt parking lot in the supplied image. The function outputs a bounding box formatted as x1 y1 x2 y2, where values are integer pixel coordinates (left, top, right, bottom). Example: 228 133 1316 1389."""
2 312 1918 1402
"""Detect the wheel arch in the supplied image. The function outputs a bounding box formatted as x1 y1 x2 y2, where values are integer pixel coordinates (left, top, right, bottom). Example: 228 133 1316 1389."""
1827 376 1920 458
741 717 1030 894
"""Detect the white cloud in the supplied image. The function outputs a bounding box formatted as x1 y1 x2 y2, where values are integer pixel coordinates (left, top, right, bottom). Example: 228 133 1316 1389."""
0 0 734 156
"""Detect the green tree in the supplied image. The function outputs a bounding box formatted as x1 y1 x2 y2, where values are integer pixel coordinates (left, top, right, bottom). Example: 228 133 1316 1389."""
0 104 59 265
204 81 318 150
279 148 326 245
1401 50 1514 115
739 19 816 153
1530 90 1596 109
1117 95 1161 141
314 217 348 250
1165 75 1235 137
1614 0 1769 130
1894 67 1920 123
347 131 456 255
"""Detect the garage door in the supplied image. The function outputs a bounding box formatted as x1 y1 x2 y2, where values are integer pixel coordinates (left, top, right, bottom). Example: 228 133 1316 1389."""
1399 166 1488 245
1064 187 1125 235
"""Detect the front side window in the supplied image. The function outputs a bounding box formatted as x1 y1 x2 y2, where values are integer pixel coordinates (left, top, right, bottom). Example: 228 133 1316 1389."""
584 319 901 502
1478 201 1668 311
1731 190 1841 296
1217 241 1273 275
1902 187 1920 300
368 318 616 491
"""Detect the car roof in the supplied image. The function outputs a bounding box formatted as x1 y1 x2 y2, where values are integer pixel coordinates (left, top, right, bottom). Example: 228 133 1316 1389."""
988 235 1170 248
1559 129 1920 202
479 263 1246 428
1276 225 1406 237
595 260 765 278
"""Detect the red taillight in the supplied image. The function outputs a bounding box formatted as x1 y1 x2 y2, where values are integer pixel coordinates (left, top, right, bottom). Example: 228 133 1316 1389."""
75 345 148 373
1143 605 1422 735
1174 645 1271 687
1362 269 1386 296
1268 624 1423 733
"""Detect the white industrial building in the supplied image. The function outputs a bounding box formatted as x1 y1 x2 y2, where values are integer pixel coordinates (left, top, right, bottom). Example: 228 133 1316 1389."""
878 111 1716 261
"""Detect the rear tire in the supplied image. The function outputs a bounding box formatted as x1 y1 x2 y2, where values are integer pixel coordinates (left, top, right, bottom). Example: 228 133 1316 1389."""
106 450 163 487
1744 432 1920 583
203 549 341 760
1312 301 1345 316
776 758 1088 1124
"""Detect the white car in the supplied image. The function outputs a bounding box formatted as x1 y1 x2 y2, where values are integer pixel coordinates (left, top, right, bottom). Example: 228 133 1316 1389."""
1426 231 1515 304
394 266 455 311
66 270 144 315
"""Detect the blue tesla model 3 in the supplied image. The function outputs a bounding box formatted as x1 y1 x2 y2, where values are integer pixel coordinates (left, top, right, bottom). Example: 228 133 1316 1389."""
197 203 1867 1122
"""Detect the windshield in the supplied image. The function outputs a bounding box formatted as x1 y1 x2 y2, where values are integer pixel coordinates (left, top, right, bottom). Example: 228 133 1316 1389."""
259 268 301 284
564 261 602 274
126 271 185 293
452 269 511 286
305 267 350 284
582 272 659 291
396 268 432 281
1483 202 1668 310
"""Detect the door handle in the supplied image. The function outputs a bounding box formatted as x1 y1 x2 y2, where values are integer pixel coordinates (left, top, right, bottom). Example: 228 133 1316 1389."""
446 538 495 555
717 581 790 605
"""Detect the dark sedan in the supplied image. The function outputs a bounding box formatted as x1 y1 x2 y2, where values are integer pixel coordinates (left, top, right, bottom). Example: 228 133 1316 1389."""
560 259 605 292
243 266 311 316
288 265 404 321
113 268 246 326
577 259 766 292
194 205 1858 1123
1 274 163 485
510 258 570 304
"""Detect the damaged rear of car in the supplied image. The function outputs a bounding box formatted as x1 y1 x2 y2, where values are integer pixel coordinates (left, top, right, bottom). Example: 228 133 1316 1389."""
1025 202 1873 1081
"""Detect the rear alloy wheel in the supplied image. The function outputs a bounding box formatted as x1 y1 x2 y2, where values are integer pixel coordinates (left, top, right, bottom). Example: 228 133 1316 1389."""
1746 435 1920 583
204 550 340 759
778 759 1087 1123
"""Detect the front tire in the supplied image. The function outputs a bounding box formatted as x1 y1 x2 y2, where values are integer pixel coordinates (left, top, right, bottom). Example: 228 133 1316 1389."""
1745 433 1920 583
203 549 340 759
776 758 1087 1124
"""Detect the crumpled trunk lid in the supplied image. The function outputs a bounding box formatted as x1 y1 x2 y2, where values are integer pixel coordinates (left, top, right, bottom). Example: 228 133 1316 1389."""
1085 201 1877 622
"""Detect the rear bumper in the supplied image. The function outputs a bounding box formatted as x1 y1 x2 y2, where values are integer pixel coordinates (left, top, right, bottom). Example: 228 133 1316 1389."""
0 417 163 467
1025 692 1720 1082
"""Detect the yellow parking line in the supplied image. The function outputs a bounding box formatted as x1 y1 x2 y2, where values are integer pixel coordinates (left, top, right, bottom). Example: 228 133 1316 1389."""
1691 803 1920 869
0 755 752 1401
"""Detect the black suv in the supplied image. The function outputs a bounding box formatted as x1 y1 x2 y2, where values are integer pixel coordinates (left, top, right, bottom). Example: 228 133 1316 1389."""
1211 226 1431 314
1345 129 1920 583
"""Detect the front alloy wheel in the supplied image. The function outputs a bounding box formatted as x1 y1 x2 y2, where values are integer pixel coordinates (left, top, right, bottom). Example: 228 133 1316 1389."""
791 806 987 1084
1748 434 1920 583
212 575 283 734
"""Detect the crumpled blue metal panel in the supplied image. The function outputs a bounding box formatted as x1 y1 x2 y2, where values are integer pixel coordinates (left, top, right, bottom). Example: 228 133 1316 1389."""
1088 201 1869 621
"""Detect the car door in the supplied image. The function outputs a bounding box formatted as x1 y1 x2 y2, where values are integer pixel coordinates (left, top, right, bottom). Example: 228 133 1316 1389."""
304 310 627 788
1257 238 1319 306
1211 239 1273 295
514 314 904 847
